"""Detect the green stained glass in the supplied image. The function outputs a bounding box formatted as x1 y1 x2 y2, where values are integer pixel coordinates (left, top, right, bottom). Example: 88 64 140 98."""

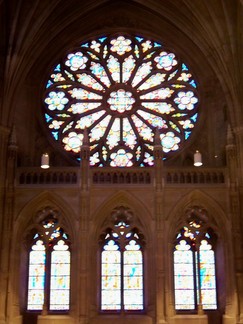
43 34 199 166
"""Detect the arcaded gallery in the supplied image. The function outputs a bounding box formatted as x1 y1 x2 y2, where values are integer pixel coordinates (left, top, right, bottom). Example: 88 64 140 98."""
0 1 242 324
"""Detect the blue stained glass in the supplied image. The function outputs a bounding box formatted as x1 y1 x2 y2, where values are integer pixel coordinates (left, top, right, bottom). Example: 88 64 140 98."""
99 37 107 42
46 80 53 88
191 113 198 122
54 64 61 72
185 131 191 139
52 131 58 140
190 80 197 88
45 114 52 122
182 63 189 71
43 34 199 166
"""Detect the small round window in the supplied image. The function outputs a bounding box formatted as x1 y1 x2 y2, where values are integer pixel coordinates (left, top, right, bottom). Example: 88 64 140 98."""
43 34 199 167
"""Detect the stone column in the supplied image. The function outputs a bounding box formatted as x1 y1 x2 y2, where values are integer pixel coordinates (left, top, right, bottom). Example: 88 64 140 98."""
0 126 17 324
79 129 90 324
224 126 243 323
153 129 167 323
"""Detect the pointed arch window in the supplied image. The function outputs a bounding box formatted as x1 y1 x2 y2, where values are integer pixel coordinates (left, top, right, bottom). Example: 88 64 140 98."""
100 218 145 311
173 211 217 311
27 216 71 311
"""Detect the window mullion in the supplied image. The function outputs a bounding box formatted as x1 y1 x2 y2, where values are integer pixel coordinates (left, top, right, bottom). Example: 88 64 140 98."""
192 249 198 311
43 245 51 313
121 247 124 312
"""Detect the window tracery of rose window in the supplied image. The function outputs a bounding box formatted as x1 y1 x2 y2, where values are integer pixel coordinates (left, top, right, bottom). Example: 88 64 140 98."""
43 34 199 167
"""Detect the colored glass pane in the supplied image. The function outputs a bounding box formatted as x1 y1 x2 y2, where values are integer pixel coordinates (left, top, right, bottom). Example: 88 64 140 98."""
50 240 70 310
101 220 144 311
174 240 195 310
27 216 70 311
101 240 121 310
43 34 199 166
124 241 143 310
27 240 46 310
174 217 218 311
199 240 217 309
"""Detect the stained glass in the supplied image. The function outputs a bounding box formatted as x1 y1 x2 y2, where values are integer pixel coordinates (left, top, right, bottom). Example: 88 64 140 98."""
27 216 70 311
199 240 217 309
174 240 195 310
124 241 143 310
50 240 70 310
43 34 199 166
174 219 218 311
101 221 144 311
27 240 46 310
101 240 121 310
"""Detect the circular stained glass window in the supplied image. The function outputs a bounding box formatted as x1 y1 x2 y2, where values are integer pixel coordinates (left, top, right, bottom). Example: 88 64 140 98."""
43 34 199 167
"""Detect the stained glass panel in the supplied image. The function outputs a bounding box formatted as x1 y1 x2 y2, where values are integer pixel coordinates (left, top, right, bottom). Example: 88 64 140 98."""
101 240 121 310
174 240 195 310
199 240 217 309
43 34 199 166
174 217 218 312
123 240 143 310
50 240 70 310
27 240 46 310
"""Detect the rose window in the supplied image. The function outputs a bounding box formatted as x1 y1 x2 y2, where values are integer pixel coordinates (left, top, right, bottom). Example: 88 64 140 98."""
43 34 199 167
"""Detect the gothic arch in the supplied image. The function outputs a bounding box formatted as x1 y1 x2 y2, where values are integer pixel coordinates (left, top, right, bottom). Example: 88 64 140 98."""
13 191 77 314
165 189 229 242
164 189 235 318
91 190 153 242
15 190 78 243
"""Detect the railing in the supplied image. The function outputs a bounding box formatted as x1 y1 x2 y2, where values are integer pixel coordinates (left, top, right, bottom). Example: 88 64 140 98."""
16 167 227 186
17 167 79 185
92 168 152 184
165 168 226 185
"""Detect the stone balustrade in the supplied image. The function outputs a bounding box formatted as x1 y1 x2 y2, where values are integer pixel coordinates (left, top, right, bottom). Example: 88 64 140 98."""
16 167 227 186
